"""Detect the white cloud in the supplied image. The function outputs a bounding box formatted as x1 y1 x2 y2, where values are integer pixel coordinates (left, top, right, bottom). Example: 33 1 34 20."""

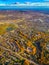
31 2 49 6
9 2 49 7
0 4 6 6
0 2 49 7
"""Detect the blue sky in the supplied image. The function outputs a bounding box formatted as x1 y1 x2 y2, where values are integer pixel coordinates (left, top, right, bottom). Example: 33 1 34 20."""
0 0 49 4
